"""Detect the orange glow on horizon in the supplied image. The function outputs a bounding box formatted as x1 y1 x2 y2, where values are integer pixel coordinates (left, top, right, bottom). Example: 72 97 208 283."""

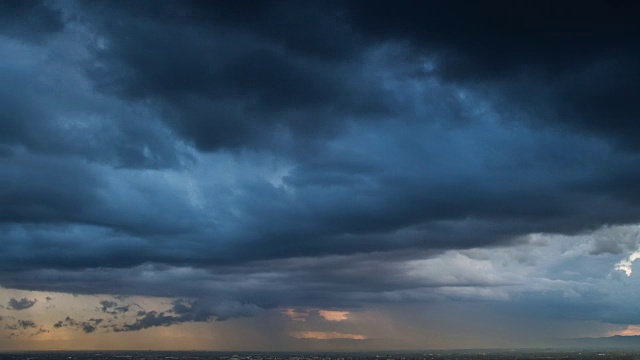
608 325 640 336
281 308 350 322
281 308 310 321
318 310 349 321
289 331 366 340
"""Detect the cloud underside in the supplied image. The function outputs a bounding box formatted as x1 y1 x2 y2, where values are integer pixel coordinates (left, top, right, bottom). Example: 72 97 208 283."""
1 0 640 331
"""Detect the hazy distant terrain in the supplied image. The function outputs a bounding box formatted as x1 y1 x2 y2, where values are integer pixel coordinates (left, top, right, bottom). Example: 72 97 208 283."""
2 351 640 360
554 335 640 349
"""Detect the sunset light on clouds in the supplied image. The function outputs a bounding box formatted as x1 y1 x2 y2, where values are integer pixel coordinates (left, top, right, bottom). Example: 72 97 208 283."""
608 325 640 337
289 332 366 341
318 311 349 322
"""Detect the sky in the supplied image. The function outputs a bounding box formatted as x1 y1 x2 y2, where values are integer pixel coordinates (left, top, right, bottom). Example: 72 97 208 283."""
1 0 640 351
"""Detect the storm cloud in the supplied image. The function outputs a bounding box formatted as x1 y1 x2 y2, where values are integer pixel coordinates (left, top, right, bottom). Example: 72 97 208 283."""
7 298 37 311
1 0 640 342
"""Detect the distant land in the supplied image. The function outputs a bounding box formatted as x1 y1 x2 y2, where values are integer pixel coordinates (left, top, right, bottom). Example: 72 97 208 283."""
552 335 640 349
5 336 640 357
3 349 640 360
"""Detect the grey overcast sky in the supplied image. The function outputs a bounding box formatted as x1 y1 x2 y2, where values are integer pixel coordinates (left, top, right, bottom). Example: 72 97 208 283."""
1 0 640 350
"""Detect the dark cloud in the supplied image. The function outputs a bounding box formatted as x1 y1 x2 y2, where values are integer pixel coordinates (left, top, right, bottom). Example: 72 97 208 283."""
1 0 640 331
81 1 390 153
114 311 178 332
99 300 129 315
81 323 96 333
0 0 64 42
347 1 638 75
0 155 102 226
96 299 150 326
18 320 36 329
112 299 260 332
6 320 36 330
52 316 104 334
0 46 189 169
109 300 193 332
99 300 116 312
7 298 37 311
55 316 77 328
346 0 640 149
30 327 49 336
1 1 638 272
0 248 536 311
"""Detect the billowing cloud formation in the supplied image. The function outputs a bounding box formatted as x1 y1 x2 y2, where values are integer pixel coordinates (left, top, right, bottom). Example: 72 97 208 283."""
110 299 260 332
1 0 640 342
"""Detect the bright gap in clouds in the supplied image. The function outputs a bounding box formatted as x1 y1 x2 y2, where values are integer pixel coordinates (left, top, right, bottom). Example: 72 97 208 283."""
615 229 640 276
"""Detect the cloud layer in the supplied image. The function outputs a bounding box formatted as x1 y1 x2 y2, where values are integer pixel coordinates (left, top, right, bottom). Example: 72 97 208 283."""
1 0 640 345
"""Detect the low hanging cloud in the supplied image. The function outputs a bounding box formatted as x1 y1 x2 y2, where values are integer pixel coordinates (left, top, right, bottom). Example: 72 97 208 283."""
80 321 98 334
18 320 36 329
12 320 36 330
98 300 131 315
108 299 261 332
7 298 37 311
53 316 105 334
114 311 181 332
